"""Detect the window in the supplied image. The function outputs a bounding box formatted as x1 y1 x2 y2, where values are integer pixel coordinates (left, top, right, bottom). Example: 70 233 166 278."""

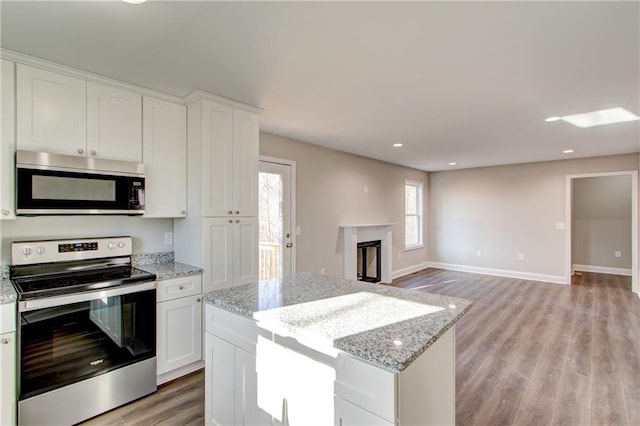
405 180 423 249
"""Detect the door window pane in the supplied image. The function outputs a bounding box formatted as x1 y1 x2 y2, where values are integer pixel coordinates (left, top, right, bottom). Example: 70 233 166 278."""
259 172 283 280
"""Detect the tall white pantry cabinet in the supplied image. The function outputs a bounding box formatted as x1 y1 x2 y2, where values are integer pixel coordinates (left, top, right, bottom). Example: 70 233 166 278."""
174 92 261 293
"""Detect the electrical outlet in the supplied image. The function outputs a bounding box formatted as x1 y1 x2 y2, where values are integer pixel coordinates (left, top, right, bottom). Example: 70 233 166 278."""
615 251 622 258
164 232 173 245
320 268 326 275
476 250 482 257
518 253 525 261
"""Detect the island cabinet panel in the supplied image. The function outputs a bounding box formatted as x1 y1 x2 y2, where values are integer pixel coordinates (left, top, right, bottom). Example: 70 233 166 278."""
205 333 236 425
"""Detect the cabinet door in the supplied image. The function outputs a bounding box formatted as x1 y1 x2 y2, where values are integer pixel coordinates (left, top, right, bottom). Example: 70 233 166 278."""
233 217 259 286
0 332 16 426
335 397 393 426
232 109 259 217
1 60 16 220
157 295 203 375
16 64 86 156
203 218 233 292
87 82 142 162
205 333 235 425
142 96 187 218
202 100 233 217
235 347 272 426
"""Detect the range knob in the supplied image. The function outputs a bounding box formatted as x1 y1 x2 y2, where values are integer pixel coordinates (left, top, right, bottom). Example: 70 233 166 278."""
36 247 45 255
23 247 32 256
117 242 125 248
107 242 115 249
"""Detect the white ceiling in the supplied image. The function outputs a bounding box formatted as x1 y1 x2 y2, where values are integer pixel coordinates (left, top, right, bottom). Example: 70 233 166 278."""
1 1 639 171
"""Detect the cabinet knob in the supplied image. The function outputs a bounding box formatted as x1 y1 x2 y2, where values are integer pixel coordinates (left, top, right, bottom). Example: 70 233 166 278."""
1 209 10 216
228 210 233 215
1 337 10 344
234 210 240 215
228 219 233 223
181 210 186 215
179 285 184 290
196 298 202 303
235 219 240 223
91 150 97 156
78 148 84 154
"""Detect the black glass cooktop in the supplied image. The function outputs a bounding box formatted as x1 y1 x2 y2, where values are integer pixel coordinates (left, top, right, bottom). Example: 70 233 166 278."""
11 258 156 300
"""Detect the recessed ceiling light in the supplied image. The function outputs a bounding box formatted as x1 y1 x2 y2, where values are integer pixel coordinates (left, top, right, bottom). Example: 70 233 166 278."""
449 162 457 166
563 149 574 154
122 0 147 4
393 143 403 147
545 117 561 122
548 107 639 128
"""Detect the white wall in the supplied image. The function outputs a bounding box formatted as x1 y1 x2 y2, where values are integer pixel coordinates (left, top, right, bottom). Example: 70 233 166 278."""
1 216 173 264
428 154 639 280
572 175 631 270
259 131 429 278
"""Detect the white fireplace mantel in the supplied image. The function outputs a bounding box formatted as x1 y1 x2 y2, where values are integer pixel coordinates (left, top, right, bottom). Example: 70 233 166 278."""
341 224 395 284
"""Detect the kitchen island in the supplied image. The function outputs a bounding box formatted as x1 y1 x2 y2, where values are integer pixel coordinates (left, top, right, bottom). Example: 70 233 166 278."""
203 272 472 425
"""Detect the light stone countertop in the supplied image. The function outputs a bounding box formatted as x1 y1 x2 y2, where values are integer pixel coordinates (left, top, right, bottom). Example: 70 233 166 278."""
0 278 17 305
133 252 202 280
203 272 472 372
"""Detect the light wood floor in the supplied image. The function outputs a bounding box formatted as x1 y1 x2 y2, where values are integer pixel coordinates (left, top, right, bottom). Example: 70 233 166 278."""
82 269 640 425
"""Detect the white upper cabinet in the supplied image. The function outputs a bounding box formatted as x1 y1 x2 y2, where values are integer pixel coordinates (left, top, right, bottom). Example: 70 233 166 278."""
1 59 16 220
202 99 259 217
232 108 259 217
16 64 142 162
17 64 86 156
142 96 187 218
87 82 142 162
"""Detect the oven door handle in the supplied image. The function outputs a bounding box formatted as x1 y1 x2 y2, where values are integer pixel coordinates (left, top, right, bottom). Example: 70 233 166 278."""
18 281 156 312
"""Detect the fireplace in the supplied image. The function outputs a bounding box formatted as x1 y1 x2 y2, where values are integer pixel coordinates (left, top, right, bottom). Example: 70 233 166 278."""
357 240 382 283
341 224 393 284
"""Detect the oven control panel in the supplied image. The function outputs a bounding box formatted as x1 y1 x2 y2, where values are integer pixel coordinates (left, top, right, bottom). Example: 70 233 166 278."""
11 237 132 265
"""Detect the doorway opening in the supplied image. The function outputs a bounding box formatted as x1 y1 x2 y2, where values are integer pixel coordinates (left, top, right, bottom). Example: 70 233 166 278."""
259 157 295 281
565 171 638 294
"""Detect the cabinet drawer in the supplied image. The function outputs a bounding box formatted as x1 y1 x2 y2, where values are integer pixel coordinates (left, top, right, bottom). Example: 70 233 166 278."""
0 302 15 334
205 304 257 354
334 354 396 423
156 275 202 302
335 396 393 426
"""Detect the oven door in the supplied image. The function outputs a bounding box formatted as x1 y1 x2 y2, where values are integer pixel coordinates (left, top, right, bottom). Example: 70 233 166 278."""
17 282 156 400
16 167 145 215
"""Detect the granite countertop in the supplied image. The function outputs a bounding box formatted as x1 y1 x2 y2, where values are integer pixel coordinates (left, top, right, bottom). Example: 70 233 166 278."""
0 278 17 305
133 252 202 280
204 272 472 372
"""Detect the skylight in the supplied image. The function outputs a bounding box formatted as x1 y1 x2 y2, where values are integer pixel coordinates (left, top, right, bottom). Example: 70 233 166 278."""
547 107 639 128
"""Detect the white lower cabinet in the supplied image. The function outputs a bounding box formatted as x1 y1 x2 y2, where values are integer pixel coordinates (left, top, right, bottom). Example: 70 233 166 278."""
334 397 393 426
156 274 203 384
0 302 16 426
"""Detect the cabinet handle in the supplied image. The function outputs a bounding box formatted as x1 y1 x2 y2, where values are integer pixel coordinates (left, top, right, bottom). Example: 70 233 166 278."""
1 209 10 216
1 337 10 344
78 148 84 154
91 150 97 156
234 210 240 215
228 210 233 215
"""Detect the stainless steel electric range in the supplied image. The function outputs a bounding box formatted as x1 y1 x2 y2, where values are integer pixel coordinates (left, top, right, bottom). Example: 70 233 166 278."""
10 236 157 425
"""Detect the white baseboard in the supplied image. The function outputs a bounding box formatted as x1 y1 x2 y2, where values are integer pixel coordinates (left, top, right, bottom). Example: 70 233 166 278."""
392 262 431 280
156 360 204 386
572 264 632 276
427 262 567 285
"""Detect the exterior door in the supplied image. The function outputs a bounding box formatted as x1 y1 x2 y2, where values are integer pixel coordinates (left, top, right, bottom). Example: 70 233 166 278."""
258 159 294 280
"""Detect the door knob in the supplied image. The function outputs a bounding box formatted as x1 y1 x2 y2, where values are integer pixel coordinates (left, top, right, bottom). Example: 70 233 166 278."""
286 243 293 248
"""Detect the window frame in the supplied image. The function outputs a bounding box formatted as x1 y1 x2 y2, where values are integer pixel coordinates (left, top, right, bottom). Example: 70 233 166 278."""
404 179 424 250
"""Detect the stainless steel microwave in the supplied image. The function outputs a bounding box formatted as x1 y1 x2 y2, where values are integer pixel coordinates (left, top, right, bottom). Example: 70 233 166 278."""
16 150 145 215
